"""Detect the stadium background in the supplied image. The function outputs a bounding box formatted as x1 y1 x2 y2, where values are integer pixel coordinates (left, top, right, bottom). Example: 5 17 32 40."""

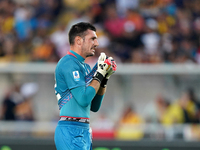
0 0 200 150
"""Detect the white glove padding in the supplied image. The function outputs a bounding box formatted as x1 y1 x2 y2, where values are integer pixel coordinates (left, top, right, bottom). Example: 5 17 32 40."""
93 53 110 83
98 52 107 62
97 52 109 77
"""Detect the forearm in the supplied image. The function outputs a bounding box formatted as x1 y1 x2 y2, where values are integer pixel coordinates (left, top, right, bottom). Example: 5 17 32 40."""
71 85 96 107
97 86 106 95
89 79 101 93
88 79 107 95
71 75 107 107
91 94 104 112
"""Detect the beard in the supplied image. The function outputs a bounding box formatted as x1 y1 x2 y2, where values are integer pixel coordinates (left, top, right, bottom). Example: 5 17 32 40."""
81 40 97 57
82 46 95 58
86 52 94 58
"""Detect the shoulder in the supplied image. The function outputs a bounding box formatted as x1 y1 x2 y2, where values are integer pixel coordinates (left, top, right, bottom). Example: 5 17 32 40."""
57 55 76 68
56 55 83 73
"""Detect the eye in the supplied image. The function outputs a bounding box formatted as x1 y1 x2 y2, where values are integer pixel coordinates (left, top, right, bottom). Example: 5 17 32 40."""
92 37 97 40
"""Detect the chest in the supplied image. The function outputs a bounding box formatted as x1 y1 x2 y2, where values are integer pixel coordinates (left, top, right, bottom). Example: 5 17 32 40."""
80 63 90 76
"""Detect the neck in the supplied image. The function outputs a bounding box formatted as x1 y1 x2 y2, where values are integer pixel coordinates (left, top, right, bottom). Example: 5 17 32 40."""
70 46 85 59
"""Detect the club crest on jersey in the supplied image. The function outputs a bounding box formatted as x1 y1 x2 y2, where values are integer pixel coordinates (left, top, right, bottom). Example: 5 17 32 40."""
73 71 80 81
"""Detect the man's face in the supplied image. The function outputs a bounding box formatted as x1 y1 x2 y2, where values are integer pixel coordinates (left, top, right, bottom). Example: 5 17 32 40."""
81 29 99 58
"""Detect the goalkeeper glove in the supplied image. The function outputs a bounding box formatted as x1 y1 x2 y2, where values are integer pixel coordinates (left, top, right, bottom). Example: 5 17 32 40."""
101 57 117 87
93 53 111 83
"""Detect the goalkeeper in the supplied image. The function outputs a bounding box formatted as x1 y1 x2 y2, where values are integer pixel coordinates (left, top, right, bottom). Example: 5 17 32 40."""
54 22 117 150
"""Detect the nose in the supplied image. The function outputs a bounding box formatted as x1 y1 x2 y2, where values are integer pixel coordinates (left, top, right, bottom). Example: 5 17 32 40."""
95 39 99 47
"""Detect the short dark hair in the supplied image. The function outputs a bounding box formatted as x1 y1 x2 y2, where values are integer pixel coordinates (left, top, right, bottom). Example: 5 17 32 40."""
68 22 96 45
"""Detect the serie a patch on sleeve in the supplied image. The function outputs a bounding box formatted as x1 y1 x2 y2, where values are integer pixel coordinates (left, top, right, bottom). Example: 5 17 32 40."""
73 71 80 81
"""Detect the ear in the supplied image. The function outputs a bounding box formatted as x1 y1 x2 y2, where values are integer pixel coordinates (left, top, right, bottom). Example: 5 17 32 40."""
75 36 82 45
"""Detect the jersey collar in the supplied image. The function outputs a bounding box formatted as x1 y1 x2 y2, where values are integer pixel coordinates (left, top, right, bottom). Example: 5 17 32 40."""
68 50 85 63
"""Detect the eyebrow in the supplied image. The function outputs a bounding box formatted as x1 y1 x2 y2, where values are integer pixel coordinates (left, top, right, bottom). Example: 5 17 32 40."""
91 36 97 40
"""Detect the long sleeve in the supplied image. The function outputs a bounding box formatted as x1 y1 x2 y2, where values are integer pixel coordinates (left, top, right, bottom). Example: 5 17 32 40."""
90 94 104 112
70 85 96 107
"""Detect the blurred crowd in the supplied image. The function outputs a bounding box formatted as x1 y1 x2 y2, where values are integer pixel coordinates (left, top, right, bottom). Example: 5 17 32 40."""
144 88 200 125
0 82 38 121
91 87 200 140
0 0 200 64
116 87 200 140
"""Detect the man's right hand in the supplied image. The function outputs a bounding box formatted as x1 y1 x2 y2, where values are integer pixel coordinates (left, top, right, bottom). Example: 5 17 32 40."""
100 57 117 88
105 57 117 79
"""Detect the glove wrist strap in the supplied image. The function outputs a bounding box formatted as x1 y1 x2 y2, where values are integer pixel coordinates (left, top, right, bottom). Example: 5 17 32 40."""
93 72 104 83
101 78 108 88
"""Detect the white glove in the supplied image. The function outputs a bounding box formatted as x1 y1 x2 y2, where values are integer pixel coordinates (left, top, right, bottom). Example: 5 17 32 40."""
97 52 108 76
93 53 110 83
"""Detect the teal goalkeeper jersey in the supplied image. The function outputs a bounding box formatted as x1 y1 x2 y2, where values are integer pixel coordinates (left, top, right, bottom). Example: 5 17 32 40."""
54 50 104 118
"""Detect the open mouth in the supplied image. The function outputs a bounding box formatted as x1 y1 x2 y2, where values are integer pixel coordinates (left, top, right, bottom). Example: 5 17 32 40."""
91 47 96 53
